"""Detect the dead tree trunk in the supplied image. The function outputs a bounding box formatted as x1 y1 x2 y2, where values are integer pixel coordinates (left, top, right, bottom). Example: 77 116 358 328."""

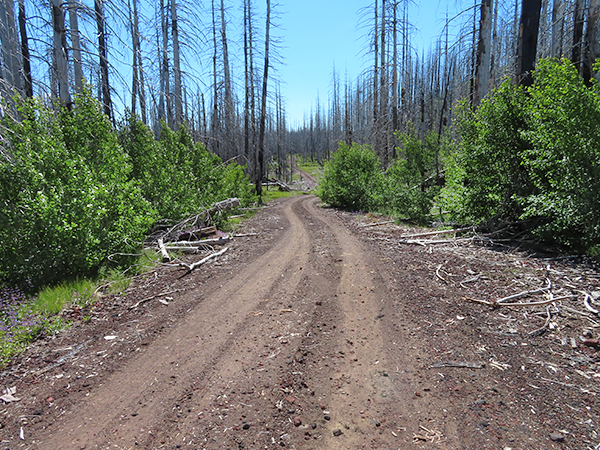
584 0 600 82
256 0 271 197
51 0 71 108
95 0 112 119
18 0 32 97
68 0 84 94
516 0 542 86
474 0 493 105
551 0 564 57
130 0 146 123
171 0 183 126
572 0 584 72
220 0 235 159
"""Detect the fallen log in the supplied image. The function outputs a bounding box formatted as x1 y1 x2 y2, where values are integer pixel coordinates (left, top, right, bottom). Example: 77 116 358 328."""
210 198 240 213
179 247 229 276
157 238 171 263
165 237 230 247
400 226 474 239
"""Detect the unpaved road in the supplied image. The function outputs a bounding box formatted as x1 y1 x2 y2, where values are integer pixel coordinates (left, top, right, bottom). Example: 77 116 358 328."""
2 195 599 449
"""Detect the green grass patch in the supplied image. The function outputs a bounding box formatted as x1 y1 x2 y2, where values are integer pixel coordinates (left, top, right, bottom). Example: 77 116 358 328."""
33 279 96 316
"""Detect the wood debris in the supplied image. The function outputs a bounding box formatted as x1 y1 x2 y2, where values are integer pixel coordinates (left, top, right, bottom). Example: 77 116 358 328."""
430 361 485 369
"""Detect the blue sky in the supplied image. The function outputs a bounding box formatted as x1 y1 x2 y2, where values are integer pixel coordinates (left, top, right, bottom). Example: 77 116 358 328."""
275 0 454 125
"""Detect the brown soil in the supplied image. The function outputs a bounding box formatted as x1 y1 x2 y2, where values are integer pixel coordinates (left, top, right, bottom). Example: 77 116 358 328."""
1 195 599 449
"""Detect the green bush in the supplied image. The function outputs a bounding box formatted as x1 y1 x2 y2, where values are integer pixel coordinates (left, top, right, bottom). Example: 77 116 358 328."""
519 59 600 250
386 130 444 223
317 142 384 211
442 81 533 224
119 115 257 222
442 58 600 252
0 93 155 289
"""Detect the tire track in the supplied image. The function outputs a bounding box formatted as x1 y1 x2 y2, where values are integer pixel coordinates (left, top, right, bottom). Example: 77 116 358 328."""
37 196 312 449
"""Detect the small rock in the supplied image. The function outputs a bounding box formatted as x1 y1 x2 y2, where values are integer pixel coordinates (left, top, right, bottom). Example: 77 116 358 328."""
332 429 343 437
285 395 296 404
316 301 322 306
375 420 381 427
294 417 302 427
242 423 250 430
549 433 565 442
311 423 317 429
324 414 331 421
288 409 296 414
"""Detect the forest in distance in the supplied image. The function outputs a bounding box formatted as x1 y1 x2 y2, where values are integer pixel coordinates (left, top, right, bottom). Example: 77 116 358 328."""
2 0 600 293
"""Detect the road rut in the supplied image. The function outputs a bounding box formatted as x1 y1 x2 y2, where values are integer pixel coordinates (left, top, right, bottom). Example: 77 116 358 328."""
33 195 458 449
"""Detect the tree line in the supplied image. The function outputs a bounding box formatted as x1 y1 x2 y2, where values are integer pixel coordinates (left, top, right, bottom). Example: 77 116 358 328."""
291 0 600 165
0 0 286 193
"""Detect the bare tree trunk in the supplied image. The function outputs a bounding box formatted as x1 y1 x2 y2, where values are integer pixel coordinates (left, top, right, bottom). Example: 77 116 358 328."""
516 0 543 86
551 0 564 58
220 0 235 159
372 0 379 151
584 0 600 82
379 0 388 165
256 0 271 197
490 0 499 89
171 0 182 126
571 0 584 72
0 1 16 91
243 0 256 172
159 0 172 127
18 0 32 97
129 0 138 115
474 0 493 105
51 0 71 107
68 0 83 94
391 0 398 155
5 0 20 92
95 0 112 119
210 0 220 155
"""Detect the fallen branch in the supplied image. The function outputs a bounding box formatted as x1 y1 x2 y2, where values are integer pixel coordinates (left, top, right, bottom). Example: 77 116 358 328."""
436 264 448 284
430 361 485 369
401 237 474 245
158 238 171 263
165 237 230 248
210 198 240 213
401 226 473 239
179 247 229 275
129 289 185 309
580 291 600 315
496 280 552 304
528 306 552 337
360 220 396 228
464 294 570 308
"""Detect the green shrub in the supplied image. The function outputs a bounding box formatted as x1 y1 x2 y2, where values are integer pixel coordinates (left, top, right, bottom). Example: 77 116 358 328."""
442 58 600 252
0 93 155 289
317 142 384 211
386 130 444 223
119 115 257 223
442 81 533 224
519 59 600 250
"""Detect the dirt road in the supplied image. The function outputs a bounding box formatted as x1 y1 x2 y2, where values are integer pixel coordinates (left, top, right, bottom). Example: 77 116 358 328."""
2 195 599 449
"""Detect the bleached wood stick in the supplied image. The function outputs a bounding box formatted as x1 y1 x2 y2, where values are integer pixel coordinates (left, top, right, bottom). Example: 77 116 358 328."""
359 220 396 228
400 226 473 239
496 280 552 303
581 291 600 314
180 247 229 275
157 238 171 263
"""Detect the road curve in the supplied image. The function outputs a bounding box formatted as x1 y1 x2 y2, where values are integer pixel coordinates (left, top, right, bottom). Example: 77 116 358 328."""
35 195 459 449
